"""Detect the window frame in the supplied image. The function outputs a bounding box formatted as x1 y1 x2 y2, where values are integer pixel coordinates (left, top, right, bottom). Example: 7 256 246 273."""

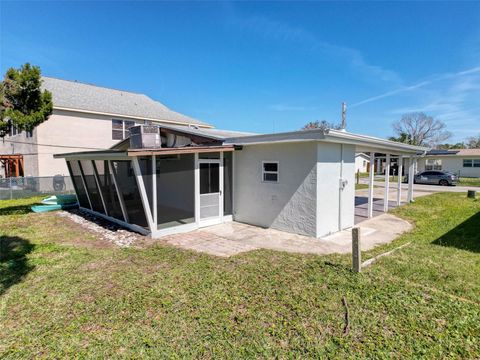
425 158 442 171
463 159 473 168
262 161 279 183
112 119 137 140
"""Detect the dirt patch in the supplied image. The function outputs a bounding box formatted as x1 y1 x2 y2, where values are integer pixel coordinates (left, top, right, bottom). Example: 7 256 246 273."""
56 210 145 248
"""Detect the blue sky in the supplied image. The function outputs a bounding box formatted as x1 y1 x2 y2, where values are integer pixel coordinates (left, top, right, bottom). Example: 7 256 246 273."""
1 1 479 142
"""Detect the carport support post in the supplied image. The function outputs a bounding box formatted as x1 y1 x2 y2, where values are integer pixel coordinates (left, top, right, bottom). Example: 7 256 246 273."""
407 156 414 202
384 154 390 212
352 227 361 273
368 152 375 218
397 155 403 206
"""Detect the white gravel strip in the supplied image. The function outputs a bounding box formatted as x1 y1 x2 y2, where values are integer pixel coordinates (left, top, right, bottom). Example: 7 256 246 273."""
57 210 143 247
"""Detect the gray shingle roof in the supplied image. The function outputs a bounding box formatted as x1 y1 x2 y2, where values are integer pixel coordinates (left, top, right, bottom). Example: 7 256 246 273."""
41 77 210 127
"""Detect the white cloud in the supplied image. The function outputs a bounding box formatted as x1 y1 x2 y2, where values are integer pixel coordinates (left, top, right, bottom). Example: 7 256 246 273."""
225 12 401 84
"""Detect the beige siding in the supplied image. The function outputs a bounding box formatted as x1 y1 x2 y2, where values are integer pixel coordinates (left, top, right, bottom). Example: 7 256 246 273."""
417 156 480 178
36 110 125 176
0 128 38 177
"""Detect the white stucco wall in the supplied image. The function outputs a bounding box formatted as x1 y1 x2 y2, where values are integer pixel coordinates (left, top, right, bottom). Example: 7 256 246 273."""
233 141 356 238
233 142 318 237
316 143 355 237
417 156 480 178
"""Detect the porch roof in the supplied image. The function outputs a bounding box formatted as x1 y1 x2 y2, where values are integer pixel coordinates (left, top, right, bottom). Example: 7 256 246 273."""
225 129 429 155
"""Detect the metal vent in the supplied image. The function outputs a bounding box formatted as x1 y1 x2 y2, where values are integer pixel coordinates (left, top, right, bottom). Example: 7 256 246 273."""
129 125 161 149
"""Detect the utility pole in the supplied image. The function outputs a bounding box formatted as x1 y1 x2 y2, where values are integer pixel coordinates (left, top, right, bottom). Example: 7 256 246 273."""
341 102 347 131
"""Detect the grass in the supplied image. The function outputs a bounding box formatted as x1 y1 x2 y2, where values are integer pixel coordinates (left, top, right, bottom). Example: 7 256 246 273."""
355 183 369 190
1 194 479 358
459 177 480 187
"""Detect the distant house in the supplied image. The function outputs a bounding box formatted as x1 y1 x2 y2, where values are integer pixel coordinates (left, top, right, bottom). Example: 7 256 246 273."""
355 153 370 173
417 149 480 178
0 77 212 178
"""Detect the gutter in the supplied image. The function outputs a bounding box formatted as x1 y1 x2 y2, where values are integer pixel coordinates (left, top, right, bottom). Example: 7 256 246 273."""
53 106 214 129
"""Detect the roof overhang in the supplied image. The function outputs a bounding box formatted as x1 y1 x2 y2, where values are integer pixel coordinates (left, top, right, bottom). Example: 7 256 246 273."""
225 129 429 155
127 145 234 157
53 150 128 160
53 106 214 129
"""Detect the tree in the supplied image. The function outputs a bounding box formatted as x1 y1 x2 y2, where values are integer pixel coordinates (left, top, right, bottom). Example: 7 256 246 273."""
388 132 414 144
0 63 53 137
391 112 451 147
436 142 465 150
302 120 342 131
465 134 480 149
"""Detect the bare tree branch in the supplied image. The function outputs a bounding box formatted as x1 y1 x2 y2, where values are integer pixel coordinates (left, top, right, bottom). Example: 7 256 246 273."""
391 112 451 147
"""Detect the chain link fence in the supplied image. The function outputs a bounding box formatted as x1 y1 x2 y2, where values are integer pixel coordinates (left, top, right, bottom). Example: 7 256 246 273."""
0 176 75 200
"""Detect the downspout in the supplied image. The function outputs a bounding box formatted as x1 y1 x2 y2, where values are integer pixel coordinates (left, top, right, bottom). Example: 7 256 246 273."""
338 144 344 231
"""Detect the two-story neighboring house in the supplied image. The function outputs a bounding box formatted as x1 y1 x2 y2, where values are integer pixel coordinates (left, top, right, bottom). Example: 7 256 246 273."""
0 77 212 178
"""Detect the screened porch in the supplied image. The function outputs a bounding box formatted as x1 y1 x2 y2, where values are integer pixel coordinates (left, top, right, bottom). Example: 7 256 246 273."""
63 149 234 238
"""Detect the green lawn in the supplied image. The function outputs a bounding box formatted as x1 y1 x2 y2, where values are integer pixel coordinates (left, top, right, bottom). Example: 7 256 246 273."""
1 194 479 358
355 183 369 190
459 177 480 187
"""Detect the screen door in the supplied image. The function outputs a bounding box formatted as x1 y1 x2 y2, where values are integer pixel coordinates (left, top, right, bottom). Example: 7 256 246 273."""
199 161 221 221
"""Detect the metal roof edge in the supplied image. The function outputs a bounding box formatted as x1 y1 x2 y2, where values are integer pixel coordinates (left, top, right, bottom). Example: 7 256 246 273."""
225 128 429 153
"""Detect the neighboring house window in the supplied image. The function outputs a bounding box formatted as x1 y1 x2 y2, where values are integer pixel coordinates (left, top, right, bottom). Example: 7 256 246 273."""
10 126 20 136
426 159 442 170
363 160 366 167
463 159 480 168
112 119 136 140
262 161 279 183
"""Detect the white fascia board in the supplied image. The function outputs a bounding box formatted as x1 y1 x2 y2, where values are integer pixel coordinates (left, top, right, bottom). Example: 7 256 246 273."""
324 130 429 154
226 129 428 155
54 151 129 160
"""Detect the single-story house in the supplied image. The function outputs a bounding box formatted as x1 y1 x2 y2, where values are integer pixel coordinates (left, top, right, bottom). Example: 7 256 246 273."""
416 149 480 178
55 125 427 239
355 153 370 173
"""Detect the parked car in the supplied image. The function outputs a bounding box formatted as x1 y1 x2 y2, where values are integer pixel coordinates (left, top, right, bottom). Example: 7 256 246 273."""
414 171 458 186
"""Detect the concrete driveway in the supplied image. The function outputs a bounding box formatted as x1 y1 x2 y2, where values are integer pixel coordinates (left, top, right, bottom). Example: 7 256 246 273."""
359 178 478 193
160 215 412 258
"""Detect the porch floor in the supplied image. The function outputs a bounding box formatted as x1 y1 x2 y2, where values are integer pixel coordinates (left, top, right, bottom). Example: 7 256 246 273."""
160 214 412 257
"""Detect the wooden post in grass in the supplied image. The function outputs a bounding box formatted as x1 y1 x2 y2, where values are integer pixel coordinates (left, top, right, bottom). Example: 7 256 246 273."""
467 190 476 199
352 227 361 273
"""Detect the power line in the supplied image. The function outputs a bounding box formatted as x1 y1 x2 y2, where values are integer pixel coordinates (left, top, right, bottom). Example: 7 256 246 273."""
1 138 106 150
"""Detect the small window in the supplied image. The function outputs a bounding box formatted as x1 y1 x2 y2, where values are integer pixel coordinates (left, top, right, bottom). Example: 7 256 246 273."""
112 119 137 140
426 159 442 171
112 120 124 140
474 159 480 168
463 159 473 168
262 162 279 183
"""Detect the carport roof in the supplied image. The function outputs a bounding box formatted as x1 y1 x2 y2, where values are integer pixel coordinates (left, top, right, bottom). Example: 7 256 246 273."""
225 129 429 155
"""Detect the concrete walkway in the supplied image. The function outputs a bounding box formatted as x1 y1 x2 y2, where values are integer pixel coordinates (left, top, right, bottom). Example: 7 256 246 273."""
160 215 412 257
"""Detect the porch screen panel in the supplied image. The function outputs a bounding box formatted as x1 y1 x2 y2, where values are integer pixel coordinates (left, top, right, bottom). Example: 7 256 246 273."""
138 157 154 216
93 160 124 221
156 154 195 230
223 152 233 216
79 160 105 214
111 160 149 228
67 160 90 209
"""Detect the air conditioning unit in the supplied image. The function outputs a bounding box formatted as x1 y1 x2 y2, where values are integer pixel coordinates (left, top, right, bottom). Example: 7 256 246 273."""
129 125 161 149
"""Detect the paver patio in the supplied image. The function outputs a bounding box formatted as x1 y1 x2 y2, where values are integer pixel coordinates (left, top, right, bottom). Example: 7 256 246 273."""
161 213 412 257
